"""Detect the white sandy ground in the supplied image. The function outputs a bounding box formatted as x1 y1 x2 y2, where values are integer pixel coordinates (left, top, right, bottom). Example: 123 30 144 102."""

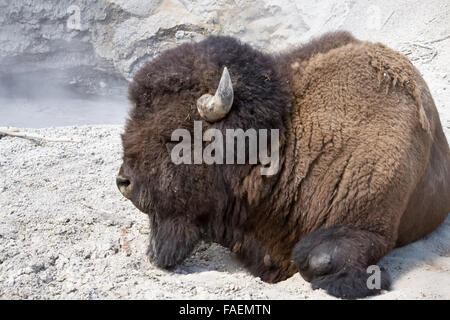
0 66 449 300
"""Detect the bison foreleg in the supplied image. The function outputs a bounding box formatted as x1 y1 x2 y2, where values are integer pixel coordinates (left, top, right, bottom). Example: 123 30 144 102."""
291 226 391 299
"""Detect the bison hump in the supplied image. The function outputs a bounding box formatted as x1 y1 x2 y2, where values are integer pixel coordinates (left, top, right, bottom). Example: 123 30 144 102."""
364 42 431 134
289 40 431 136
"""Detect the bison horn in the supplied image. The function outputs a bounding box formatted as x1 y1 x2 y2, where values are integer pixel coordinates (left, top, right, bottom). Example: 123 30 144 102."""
197 67 234 122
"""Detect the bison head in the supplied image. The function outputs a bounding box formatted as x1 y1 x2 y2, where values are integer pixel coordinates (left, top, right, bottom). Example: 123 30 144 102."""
117 36 290 269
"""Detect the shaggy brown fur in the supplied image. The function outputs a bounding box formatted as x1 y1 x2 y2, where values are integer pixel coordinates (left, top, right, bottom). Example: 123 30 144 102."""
118 31 450 299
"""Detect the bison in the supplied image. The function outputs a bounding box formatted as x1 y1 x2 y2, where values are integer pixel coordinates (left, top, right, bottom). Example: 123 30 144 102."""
117 31 450 298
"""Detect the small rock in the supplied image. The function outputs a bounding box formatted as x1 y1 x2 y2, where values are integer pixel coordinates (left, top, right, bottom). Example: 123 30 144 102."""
30 261 46 273
175 30 185 39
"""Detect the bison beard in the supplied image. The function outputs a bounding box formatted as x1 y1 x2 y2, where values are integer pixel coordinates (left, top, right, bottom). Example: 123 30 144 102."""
146 214 201 268
118 31 450 299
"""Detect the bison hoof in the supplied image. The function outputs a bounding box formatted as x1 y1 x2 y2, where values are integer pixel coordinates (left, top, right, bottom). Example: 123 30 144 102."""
291 226 393 298
311 266 391 299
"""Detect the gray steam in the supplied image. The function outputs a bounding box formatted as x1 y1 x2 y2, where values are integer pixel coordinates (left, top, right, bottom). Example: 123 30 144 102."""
0 0 130 127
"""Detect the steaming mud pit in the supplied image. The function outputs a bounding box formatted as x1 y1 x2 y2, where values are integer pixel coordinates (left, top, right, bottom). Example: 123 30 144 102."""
0 69 449 299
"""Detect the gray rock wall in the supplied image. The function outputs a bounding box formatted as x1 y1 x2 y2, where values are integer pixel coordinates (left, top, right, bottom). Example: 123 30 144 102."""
0 0 448 97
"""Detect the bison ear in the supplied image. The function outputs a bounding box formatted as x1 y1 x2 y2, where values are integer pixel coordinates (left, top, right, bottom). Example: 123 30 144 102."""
196 67 234 122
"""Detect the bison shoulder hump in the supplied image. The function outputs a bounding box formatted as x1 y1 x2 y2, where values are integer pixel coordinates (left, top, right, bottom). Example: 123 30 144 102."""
291 41 431 135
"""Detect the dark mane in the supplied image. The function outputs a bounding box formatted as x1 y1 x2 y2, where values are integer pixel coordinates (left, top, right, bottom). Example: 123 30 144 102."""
128 35 291 132
284 30 359 64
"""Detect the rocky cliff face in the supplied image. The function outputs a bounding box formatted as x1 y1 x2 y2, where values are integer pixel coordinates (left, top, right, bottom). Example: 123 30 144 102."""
1 0 448 97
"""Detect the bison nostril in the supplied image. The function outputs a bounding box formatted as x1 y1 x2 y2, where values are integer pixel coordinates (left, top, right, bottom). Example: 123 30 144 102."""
116 175 131 190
